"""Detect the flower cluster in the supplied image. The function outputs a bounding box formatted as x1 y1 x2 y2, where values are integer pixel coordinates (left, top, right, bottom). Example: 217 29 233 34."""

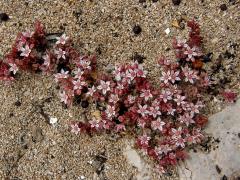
0 20 211 173
70 20 210 172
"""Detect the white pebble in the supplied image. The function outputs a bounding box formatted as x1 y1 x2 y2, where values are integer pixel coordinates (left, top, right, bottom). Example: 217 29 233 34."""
49 117 58 125
165 28 170 35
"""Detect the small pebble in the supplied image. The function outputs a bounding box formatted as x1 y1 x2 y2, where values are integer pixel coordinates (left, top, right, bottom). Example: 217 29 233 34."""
0 13 9 21
79 175 85 180
215 165 221 174
14 100 22 107
172 0 181 5
222 175 228 180
81 100 89 108
220 4 228 11
165 28 171 35
133 25 142 35
139 0 146 3
82 86 88 93
133 53 145 64
49 117 58 125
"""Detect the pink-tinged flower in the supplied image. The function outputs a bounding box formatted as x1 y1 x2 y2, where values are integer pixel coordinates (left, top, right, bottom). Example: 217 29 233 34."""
151 99 160 107
73 79 87 90
196 100 204 109
112 66 122 81
174 137 185 148
139 134 151 146
169 152 176 159
20 44 31 57
134 64 147 78
187 128 204 144
160 70 171 84
170 85 182 95
151 118 165 131
201 74 210 87
166 105 176 116
155 144 172 155
140 89 153 101
22 30 34 38
42 54 50 67
116 83 124 90
89 118 100 129
105 105 116 118
56 33 69 45
171 127 182 140
8 63 18 75
122 76 132 85
155 165 166 174
149 106 161 118
126 69 136 81
86 86 96 97
59 91 69 104
16 41 25 51
170 70 181 83
137 104 149 117
158 57 171 66
115 124 126 132
55 48 66 59
184 45 199 62
54 69 69 82
176 38 187 48
97 80 111 95
79 59 91 70
182 66 199 84
70 123 80 134
73 68 84 79
109 94 119 104
174 94 186 106
178 113 194 126
127 95 136 104
160 89 172 103
188 103 200 116
137 118 146 128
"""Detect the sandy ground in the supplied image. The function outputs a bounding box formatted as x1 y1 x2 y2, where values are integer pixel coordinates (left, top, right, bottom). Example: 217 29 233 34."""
0 0 239 179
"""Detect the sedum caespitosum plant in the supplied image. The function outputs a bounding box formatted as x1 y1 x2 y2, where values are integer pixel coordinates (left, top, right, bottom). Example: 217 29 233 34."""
0 20 210 173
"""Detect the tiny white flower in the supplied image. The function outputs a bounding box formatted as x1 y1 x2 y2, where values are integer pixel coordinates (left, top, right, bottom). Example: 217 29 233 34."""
79 59 91 70
22 30 34 38
55 48 66 59
105 105 116 118
137 104 149 117
86 86 96 97
73 79 86 90
160 89 172 103
109 94 119 104
140 89 153 101
89 118 100 129
54 69 69 82
42 54 50 67
56 33 69 45
9 63 18 75
73 68 84 79
151 118 165 131
97 80 111 95
59 91 68 104
139 134 151 146
20 45 31 57
71 123 80 134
